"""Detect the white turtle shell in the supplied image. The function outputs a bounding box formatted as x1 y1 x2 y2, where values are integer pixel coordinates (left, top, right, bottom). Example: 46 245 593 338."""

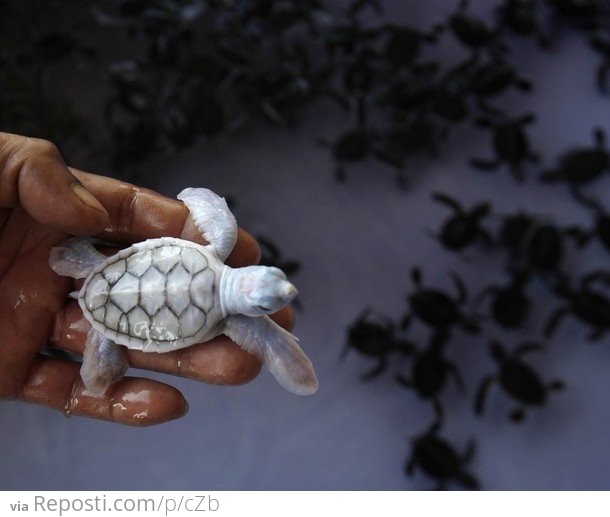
79 236 226 352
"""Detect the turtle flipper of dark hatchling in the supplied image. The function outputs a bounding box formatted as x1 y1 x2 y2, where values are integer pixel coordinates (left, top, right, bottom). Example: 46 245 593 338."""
49 188 318 396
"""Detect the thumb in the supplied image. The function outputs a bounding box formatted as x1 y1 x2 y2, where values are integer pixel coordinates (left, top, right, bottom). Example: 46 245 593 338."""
0 134 109 236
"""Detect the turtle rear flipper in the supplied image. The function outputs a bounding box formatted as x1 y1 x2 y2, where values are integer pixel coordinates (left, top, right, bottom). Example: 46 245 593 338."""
48 238 106 279
222 315 318 395
81 329 129 396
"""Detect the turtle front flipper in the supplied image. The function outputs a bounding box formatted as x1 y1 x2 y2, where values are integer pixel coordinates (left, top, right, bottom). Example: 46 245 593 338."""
81 328 129 396
177 188 238 262
222 315 318 395
49 238 106 279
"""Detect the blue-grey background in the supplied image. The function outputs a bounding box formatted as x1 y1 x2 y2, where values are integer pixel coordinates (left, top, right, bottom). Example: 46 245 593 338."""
2 0 610 490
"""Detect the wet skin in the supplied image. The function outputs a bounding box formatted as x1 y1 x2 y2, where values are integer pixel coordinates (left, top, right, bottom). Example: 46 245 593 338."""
0 132 294 426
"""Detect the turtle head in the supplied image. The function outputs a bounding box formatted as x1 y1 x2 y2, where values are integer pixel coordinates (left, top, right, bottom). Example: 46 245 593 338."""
225 265 298 316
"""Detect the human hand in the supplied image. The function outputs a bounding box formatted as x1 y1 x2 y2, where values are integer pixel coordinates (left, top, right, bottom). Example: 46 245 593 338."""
0 132 292 425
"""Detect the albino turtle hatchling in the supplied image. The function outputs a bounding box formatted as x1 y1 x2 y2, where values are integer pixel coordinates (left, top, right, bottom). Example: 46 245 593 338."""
49 188 318 396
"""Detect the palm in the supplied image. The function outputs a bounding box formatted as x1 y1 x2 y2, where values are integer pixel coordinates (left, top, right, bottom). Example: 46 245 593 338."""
0 161 268 425
0 206 70 391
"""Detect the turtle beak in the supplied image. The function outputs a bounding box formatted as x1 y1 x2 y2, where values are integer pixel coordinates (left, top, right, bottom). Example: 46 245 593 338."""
259 274 298 313
255 281 297 312
281 280 298 303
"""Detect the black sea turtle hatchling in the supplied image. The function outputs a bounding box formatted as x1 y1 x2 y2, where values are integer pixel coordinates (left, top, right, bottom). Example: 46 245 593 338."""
49 188 318 396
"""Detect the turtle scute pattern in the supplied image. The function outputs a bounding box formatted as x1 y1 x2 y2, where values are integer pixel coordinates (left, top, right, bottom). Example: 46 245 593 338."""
84 243 217 344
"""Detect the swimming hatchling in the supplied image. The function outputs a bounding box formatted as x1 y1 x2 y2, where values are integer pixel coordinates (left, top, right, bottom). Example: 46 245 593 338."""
49 188 318 396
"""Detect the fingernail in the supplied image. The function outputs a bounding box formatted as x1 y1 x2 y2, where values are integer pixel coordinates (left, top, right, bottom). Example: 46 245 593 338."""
71 183 108 216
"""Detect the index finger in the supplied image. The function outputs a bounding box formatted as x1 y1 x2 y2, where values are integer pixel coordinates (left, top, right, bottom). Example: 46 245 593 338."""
71 170 261 267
